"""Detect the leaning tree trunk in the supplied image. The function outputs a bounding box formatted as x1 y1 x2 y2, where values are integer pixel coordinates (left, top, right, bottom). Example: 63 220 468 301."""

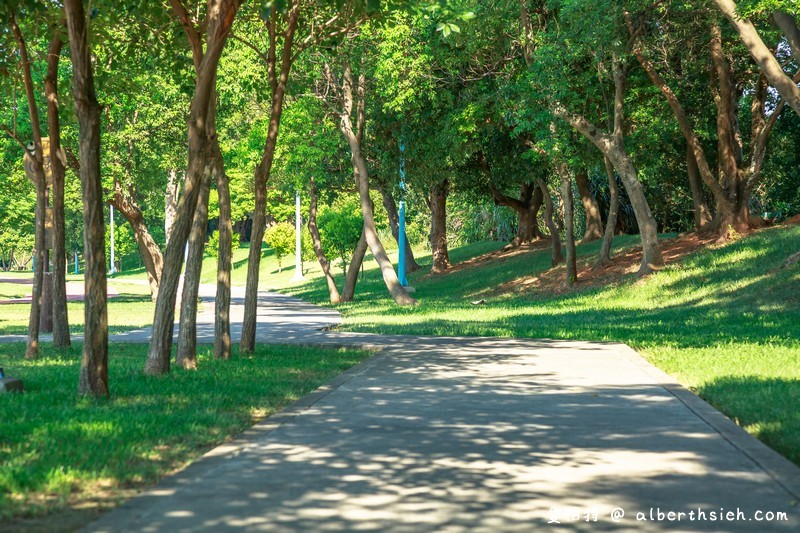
309 178 341 304
429 178 451 274
377 182 420 273
65 0 108 396
574 169 604 243
45 30 70 349
213 144 233 360
339 66 415 306
341 229 367 302
560 169 577 286
145 1 239 375
537 179 563 266
109 188 164 300
713 0 800 117
176 165 213 370
597 157 620 268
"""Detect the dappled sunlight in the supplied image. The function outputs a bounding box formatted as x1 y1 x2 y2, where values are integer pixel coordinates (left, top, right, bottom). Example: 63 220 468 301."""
90 337 799 532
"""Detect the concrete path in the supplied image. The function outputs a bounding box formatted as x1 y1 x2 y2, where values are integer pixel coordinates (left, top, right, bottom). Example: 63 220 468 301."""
86 328 800 530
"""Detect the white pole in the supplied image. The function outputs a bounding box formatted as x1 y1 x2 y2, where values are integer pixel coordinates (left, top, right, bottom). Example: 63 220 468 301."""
291 190 305 281
110 204 116 274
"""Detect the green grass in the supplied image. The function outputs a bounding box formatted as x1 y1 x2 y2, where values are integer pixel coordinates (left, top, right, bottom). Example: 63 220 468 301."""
0 275 155 336
271 226 800 466
0 342 371 522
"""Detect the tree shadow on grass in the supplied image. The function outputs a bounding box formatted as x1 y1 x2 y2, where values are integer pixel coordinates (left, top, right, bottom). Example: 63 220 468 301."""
698 376 800 467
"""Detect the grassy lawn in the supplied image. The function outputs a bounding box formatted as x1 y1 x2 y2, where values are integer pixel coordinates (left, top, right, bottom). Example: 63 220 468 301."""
0 287 155 336
269 225 800 467
0 342 371 526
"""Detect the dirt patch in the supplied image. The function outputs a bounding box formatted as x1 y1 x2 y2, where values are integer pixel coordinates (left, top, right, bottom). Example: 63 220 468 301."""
489 233 719 298
783 214 800 226
420 239 552 280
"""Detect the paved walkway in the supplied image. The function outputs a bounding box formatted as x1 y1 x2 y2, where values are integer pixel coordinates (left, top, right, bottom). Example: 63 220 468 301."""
74 291 799 531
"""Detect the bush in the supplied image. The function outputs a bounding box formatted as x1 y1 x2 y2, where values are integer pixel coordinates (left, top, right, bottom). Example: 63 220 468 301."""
318 197 363 276
264 222 295 272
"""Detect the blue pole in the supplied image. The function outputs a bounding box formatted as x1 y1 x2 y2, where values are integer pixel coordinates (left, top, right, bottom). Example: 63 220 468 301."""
74 250 79 275
398 200 408 286
397 140 408 287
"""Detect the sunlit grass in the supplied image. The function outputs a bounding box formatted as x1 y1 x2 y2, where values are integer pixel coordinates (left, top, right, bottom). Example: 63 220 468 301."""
0 342 371 521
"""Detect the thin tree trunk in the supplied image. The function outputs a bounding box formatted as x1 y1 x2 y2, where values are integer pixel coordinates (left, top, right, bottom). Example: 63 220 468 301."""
26 185 46 359
65 0 108 396
109 188 163 300
9 10 47 359
341 229 367 302
574 169 603 243
560 169 577 286
45 29 70 348
146 1 240 375
481 153 544 244
686 145 712 230
175 164 213 370
597 157 619 268
537 179 563 266
309 178 341 304
377 182 420 272
241 6 300 354
429 178 451 274
213 144 233 360
339 66 415 306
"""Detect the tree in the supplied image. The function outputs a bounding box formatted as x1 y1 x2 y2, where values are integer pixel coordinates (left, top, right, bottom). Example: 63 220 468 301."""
325 59 416 305
145 0 242 376
65 0 109 396
264 222 295 272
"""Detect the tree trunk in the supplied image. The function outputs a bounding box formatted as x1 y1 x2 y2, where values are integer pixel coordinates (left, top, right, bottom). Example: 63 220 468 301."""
109 188 163 300
713 0 800 116
773 11 800 65
175 164 213 370
560 169 577 286
241 7 300 354
481 153 544 244
686 145 712 230
377 182 420 272
26 185 46 359
339 66 415 306
597 157 619 268
65 0 108 396
309 178 341 304
429 178 451 274
341 229 367 302
552 58 663 273
146 2 239 375
214 144 233 360
574 169 603 243
45 30 70 349
710 23 750 237
165 169 180 247
537 179 563 266
9 10 47 359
